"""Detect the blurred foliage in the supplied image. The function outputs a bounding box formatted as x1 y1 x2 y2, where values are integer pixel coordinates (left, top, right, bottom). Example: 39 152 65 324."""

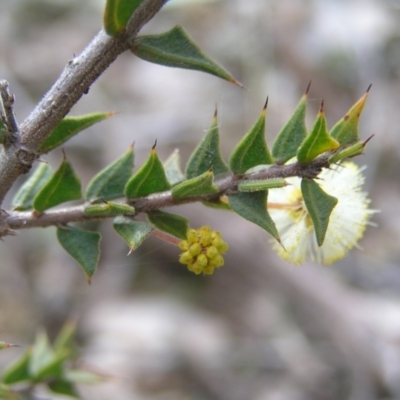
1 321 102 399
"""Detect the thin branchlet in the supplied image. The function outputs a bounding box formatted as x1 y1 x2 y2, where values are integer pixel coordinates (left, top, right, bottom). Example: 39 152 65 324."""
3 158 330 234
0 0 168 206
0 0 334 236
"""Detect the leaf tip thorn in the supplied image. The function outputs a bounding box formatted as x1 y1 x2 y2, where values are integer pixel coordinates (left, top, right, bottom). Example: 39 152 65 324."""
363 134 374 146
305 80 312 95
231 77 245 88
213 105 218 119
263 97 269 111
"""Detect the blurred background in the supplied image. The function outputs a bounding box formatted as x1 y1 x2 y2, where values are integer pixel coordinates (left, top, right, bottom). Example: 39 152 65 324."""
0 0 399 399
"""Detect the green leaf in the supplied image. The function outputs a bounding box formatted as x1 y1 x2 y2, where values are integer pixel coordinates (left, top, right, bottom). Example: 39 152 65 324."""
330 86 370 146
48 379 79 398
64 369 103 385
329 137 371 164
186 109 229 179
84 201 135 216
33 158 82 212
29 332 55 379
12 163 53 211
2 348 32 384
132 26 242 85
202 198 231 211
40 112 114 154
113 217 154 254
229 191 280 240
35 350 70 380
164 149 184 185
125 145 171 199
272 85 309 163
104 0 145 36
171 169 218 199
229 101 274 174
238 178 287 192
244 164 272 174
86 145 134 201
57 226 101 281
301 178 338 246
297 102 339 163
147 210 189 240
53 320 77 353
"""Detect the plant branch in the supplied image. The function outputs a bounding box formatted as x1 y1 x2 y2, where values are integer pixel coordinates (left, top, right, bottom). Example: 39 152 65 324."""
4 156 330 232
0 0 168 206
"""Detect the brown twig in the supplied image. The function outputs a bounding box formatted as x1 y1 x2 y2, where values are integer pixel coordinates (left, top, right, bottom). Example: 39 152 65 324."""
0 0 168 206
3 157 330 234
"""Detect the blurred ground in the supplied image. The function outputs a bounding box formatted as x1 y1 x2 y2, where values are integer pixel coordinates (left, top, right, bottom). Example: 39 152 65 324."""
0 0 400 399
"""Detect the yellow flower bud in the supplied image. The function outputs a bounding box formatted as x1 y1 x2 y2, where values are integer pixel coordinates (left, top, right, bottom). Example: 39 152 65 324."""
206 245 218 259
178 240 189 251
199 227 212 246
197 253 208 267
214 239 229 254
209 254 224 268
179 251 193 265
191 262 203 275
203 265 215 275
189 242 201 256
187 229 198 243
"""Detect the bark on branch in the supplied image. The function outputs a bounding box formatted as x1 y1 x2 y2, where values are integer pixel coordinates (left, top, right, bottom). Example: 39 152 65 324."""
0 0 168 206
4 157 330 233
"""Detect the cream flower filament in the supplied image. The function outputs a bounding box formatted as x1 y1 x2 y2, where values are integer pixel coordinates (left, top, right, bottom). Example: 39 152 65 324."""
268 162 375 264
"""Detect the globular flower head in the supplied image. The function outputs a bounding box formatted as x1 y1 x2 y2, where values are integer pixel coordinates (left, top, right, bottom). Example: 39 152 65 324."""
268 161 376 264
178 226 228 275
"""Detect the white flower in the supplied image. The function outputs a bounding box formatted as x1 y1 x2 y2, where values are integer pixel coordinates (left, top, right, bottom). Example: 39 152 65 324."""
268 161 376 264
